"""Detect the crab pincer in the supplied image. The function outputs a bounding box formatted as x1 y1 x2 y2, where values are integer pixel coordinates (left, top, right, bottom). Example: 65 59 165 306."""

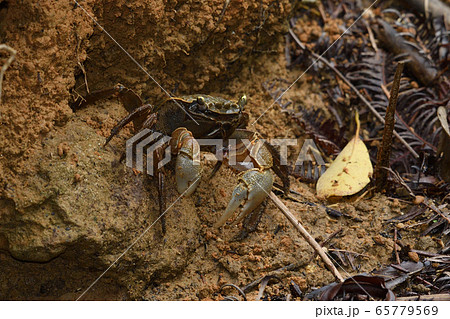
214 130 277 227
170 127 202 196
215 168 274 227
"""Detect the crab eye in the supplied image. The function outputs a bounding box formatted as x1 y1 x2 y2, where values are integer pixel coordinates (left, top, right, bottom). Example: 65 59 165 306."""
238 95 247 109
197 96 207 111
197 96 205 105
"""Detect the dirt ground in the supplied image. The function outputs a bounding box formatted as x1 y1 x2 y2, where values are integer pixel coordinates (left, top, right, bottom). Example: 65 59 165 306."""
0 0 444 300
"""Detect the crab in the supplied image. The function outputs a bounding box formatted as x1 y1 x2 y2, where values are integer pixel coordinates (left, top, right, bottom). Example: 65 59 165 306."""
72 84 289 229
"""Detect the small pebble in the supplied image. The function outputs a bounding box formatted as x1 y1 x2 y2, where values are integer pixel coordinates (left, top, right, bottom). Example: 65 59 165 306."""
408 251 420 263
391 198 400 207
57 142 69 157
74 173 82 183
413 195 425 205
396 222 406 229
372 235 386 245
219 188 226 197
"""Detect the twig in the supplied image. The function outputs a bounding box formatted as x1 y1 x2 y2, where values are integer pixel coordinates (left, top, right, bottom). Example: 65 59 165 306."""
384 167 416 198
327 248 370 258
308 228 343 263
268 191 344 282
390 263 409 273
353 187 374 204
200 0 230 45
219 283 247 301
321 229 343 246
78 61 90 93
438 106 450 182
391 264 440 290
376 19 437 86
416 276 440 290
394 228 401 265
424 198 450 224
375 62 404 191
241 263 299 292
362 19 378 52
256 275 281 301
288 29 420 159
398 0 450 26
397 294 450 301
411 249 442 257
0 44 17 104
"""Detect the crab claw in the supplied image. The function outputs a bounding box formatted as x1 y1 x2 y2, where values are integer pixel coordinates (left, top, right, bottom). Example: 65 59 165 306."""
171 128 202 196
175 151 202 196
215 169 274 227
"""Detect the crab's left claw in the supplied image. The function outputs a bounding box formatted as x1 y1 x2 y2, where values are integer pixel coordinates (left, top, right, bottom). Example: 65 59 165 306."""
215 169 274 227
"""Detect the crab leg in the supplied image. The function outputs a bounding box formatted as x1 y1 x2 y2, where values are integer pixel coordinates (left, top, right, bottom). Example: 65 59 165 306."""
155 150 167 234
170 128 203 196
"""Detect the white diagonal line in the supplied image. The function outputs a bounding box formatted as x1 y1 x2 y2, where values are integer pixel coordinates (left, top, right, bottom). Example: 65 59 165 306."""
251 0 379 126
75 175 201 301
71 0 199 125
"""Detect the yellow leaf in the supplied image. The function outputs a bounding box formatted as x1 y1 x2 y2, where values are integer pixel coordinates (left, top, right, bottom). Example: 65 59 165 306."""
316 112 373 199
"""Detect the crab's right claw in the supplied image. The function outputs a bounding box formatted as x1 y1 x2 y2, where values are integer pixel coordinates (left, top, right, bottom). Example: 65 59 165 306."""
175 149 202 196
171 128 203 196
215 169 274 227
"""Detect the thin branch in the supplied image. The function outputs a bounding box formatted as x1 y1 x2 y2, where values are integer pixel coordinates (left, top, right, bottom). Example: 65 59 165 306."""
268 191 344 283
308 228 343 263
424 198 450 224
241 263 299 292
327 248 370 259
